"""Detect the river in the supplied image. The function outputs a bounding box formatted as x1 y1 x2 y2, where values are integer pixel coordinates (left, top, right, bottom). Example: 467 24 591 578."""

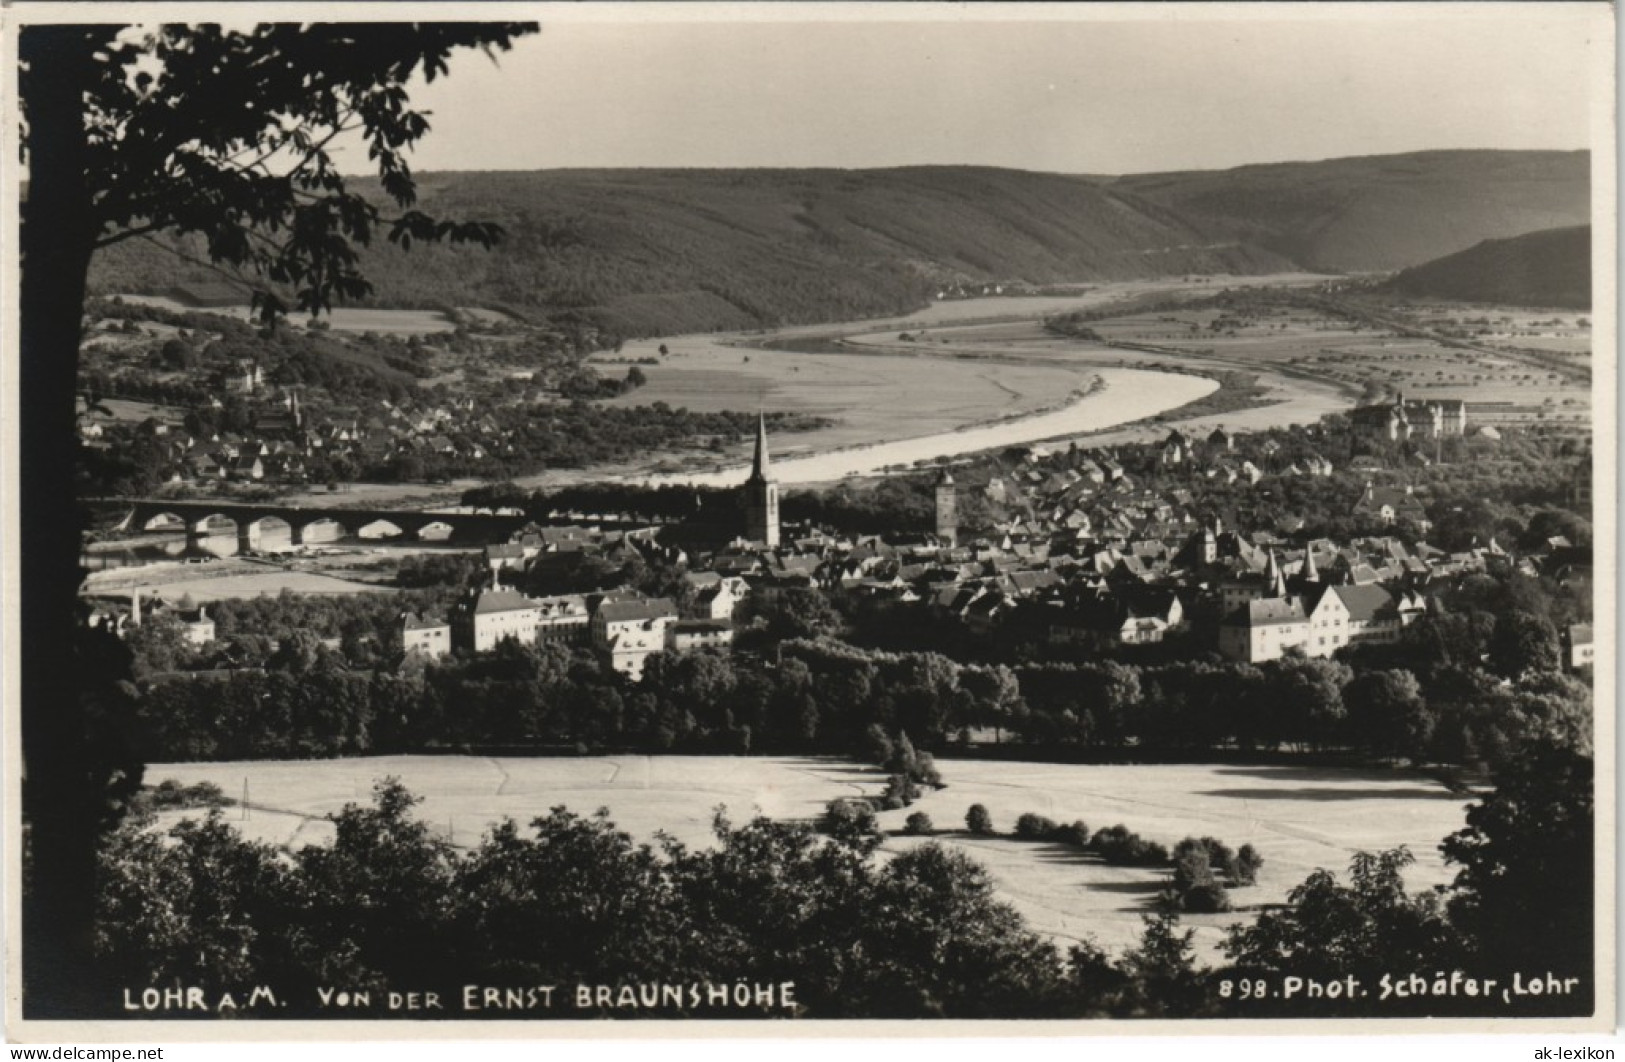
628 366 1217 487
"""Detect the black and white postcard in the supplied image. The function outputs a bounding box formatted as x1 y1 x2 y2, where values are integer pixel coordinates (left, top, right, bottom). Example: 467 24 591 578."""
3 0 1615 1042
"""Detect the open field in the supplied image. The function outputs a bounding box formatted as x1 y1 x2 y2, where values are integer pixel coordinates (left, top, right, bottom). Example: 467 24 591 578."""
148 755 884 852
1050 299 1590 430
145 755 1470 959
117 296 457 335
598 334 1095 448
626 367 1215 487
790 273 1331 330
595 276 1325 463
876 760 1470 959
84 564 399 601
840 318 1353 449
93 398 186 424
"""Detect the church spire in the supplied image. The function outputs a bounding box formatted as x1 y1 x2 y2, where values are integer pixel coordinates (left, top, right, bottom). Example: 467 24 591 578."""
1266 549 1287 598
751 411 770 481
743 411 780 548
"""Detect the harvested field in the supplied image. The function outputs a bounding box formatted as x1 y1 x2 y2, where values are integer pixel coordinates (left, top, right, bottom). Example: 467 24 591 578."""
875 760 1470 959
627 367 1215 487
842 318 1353 450
601 334 1095 451
117 296 456 335
147 755 886 852
145 755 1470 960
93 568 401 602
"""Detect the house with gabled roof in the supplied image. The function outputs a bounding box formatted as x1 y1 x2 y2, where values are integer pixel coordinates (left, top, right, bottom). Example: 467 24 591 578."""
1219 596 1309 662
402 612 452 659
593 596 678 680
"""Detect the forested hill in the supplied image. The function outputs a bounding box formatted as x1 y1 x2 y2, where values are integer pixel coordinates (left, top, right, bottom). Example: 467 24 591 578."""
89 152 1589 337
90 167 1292 336
1382 225 1592 309
1116 150 1590 273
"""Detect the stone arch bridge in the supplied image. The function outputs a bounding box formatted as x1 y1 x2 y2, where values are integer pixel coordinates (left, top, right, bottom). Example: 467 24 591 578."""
96 498 532 551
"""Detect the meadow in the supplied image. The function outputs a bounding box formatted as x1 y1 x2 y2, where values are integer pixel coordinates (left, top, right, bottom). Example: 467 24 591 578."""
145 755 1471 959
1057 300 1591 430
84 562 399 602
118 296 458 335
596 332 1094 453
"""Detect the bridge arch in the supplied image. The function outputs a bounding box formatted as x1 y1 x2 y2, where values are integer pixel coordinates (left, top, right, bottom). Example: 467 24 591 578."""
190 514 240 557
140 511 188 533
417 520 455 542
357 518 406 541
192 513 239 536
241 516 295 552
297 518 346 546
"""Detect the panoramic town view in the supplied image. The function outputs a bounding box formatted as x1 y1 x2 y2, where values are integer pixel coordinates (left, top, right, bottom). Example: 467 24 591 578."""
10 7 1610 1033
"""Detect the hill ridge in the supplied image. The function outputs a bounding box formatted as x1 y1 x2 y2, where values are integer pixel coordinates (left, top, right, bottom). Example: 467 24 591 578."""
1382 224 1591 309
89 150 1590 337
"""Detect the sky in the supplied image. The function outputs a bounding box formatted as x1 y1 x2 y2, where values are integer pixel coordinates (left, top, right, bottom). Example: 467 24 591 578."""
331 3 1606 176
349 3 1605 174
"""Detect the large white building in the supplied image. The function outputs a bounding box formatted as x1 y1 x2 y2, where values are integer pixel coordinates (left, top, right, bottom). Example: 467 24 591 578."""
593 597 680 680
1219 583 1423 664
534 593 592 645
454 588 540 653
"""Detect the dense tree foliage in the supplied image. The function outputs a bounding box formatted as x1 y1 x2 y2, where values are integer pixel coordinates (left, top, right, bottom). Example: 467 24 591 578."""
1441 744 1594 997
21 22 537 1015
118 560 1590 773
1219 743 1594 1017
96 779 1094 1018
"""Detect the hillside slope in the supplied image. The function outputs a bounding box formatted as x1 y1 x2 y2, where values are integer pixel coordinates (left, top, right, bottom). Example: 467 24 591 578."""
89 166 1295 336
1117 150 1589 273
90 152 1590 336
1382 225 1591 309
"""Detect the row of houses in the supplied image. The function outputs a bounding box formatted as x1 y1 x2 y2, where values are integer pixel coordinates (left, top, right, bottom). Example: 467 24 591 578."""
80 386 513 487
403 581 737 680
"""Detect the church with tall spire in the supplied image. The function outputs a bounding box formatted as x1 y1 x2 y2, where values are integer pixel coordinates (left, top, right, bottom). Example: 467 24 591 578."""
743 412 780 548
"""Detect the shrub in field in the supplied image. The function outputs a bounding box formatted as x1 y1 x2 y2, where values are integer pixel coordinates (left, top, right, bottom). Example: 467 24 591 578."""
1014 812 1060 841
1170 836 1263 911
1181 883 1234 914
1176 837 1222 909
1234 844 1265 886
1056 819 1091 848
823 798 882 845
966 803 995 835
880 773 922 810
904 811 935 836
884 731 943 788
1091 825 1171 867
1173 837 1234 875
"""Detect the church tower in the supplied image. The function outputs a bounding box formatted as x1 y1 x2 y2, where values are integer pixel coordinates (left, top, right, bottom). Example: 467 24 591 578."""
934 468 958 547
1265 550 1287 599
743 413 780 548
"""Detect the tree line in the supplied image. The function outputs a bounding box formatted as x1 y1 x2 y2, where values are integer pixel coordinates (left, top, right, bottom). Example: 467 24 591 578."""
114 600 1588 773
